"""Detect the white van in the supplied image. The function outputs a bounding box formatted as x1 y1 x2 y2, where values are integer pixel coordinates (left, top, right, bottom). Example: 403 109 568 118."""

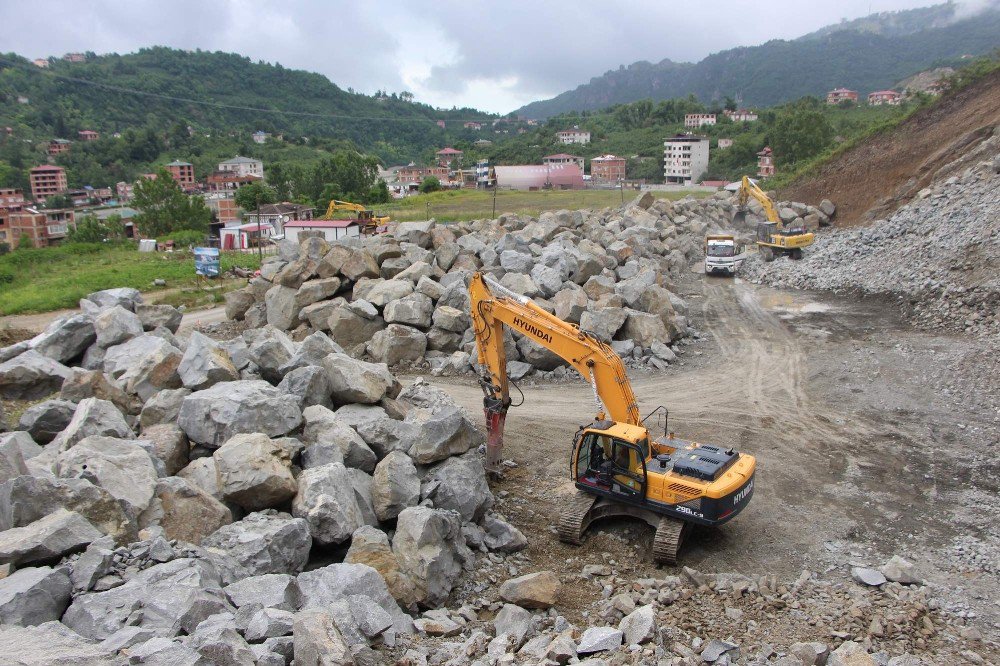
704 235 747 276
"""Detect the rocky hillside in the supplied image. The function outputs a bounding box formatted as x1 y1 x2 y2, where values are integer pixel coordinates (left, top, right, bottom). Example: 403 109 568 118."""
747 132 1000 340
514 4 1000 118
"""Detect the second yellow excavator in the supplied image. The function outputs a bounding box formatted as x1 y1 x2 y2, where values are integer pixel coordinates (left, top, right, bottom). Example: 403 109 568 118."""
734 175 813 261
323 199 391 235
469 272 756 564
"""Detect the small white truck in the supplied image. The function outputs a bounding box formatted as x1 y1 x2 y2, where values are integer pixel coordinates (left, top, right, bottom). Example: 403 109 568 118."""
704 234 746 276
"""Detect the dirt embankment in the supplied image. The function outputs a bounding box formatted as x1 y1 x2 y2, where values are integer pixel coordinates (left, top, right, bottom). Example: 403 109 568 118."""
779 68 1000 226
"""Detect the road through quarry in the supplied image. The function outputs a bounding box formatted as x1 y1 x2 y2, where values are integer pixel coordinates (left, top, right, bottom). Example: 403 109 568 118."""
425 275 999 627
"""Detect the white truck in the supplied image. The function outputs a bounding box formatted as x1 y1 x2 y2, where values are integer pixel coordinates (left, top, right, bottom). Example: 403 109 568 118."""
704 234 746 276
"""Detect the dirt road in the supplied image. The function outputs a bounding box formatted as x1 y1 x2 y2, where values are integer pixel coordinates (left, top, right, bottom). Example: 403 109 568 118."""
427 277 999 626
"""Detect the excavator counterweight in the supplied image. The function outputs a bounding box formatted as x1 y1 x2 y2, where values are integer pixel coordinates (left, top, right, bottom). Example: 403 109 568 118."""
468 272 756 564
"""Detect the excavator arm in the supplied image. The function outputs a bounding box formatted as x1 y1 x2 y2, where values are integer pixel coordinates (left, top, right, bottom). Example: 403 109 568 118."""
469 272 641 473
736 176 781 227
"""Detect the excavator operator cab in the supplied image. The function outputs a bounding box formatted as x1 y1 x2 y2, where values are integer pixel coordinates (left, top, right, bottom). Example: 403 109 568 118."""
756 221 777 242
573 424 649 500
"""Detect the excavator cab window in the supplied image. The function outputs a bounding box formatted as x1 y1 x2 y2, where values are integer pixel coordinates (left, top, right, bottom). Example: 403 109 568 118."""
575 432 646 498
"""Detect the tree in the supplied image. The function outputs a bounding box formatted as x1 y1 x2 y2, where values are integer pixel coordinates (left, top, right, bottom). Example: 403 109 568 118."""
132 168 211 237
770 108 834 165
43 194 72 210
366 179 391 204
234 181 277 211
67 214 125 243
419 176 441 194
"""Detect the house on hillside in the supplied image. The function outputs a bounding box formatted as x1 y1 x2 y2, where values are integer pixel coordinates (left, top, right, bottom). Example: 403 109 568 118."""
33 58 50 68
473 139 492 147
542 153 585 172
398 165 448 185
724 109 758 122
663 134 709 185
251 131 271 144
165 160 196 188
218 156 264 178
78 130 100 141
219 222 277 250
29 165 68 202
684 114 716 128
63 53 86 63
590 154 626 183
826 88 858 105
8 207 75 248
463 122 482 130
556 128 591 145
868 90 902 106
47 139 72 156
207 172 261 193
435 147 463 167
757 147 775 177
436 120 446 129
717 138 733 149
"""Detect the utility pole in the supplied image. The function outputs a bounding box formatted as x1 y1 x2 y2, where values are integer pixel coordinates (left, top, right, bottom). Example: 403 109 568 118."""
425 201 430 220
255 196 263 263
492 184 497 219
620 178 624 205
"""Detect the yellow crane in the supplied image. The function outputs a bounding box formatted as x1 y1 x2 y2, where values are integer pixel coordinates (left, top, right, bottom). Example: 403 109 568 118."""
734 175 814 261
469 272 756 563
323 200 391 235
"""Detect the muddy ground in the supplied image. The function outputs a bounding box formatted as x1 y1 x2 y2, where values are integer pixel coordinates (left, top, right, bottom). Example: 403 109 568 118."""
424 275 999 635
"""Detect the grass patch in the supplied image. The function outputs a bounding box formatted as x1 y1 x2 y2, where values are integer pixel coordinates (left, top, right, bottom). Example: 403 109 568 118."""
379 188 708 222
0 242 261 315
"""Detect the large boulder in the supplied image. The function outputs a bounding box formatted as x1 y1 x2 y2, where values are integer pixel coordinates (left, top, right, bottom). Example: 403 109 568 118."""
135 303 183 333
619 309 668 347
0 565 72 626
580 308 628 342
344 526 418 609
392 506 472 608
93 305 144 349
0 436 28 482
30 314 95 363
109 336 183 402
384 293 434 329
277 365 333 410
245 326 297 384
0 350 72 400
0 622 115 663
151 476 233 545
139 387 190 428
421 452 493 522
326 306 386 354
499 570 561 609
369 324 427 366
291 463 365 546
0 475 135 542
202 511 312 577
82 287 142 312
62 557 229 640
139 423 189 476
264 284 300 330
17 399 77 444
302 405 376 473
293 609 352 665
0 509 102 566
296 563 412 634
214 433 297 511
50 397 134 451
178 380 302 448
371 451 420 521
54 436 158 518
60 368 137 416
224 573 302 611
431 305 469 334
340 248 380 281
177 331 239 390
406 406 483 465
322 353 399 405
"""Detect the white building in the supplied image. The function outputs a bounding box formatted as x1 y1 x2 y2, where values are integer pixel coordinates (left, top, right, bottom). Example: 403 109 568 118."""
556 129 591 145
664 134 710 185
251 131 271 144
684 114 716 128
282 219 360 243
218 156 264 178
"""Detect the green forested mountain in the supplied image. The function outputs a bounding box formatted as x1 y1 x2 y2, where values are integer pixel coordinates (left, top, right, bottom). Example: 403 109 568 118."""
515 3 1000 118
0 47 498 165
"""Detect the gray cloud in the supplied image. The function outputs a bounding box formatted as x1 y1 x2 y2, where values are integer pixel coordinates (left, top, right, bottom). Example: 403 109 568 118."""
1 0 956 112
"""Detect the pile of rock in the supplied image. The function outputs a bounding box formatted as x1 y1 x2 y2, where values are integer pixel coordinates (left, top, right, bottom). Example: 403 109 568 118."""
223 193 769 377
0 288 527 664
743 142 1000 340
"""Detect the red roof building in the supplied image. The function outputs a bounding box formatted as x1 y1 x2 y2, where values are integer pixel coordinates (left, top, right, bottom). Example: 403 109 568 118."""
29 165 68 202
77 130 100 141
165 160 195 188
757 147 775 178
826 88 859 105
868 90 902 106
435 147 463 167
7 207 75 248
47 139 71 156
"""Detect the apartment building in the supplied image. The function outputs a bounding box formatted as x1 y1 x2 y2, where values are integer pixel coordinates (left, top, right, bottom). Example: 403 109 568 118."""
826 88 859 105
218 156 264 178
590 154 626 183
7 207 75 248
868 90 902 106
29 165 68 201
684 113 716 128
757 146 775 178
78 130 100 141
48 139 72 156
556 129 591 145
165 160 196 188
542 153 585 172
663 134 709 185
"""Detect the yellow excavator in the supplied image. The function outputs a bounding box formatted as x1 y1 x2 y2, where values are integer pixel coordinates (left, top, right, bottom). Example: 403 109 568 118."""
469 272 756 564
323 199 391 235
734 176 813 261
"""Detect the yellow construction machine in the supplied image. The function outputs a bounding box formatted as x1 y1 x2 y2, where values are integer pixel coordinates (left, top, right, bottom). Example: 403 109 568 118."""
469 272 756 563
734 175 813 261
323 199 391 235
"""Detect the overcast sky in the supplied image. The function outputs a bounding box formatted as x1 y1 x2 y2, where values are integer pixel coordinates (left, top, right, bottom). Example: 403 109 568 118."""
1 0 973 113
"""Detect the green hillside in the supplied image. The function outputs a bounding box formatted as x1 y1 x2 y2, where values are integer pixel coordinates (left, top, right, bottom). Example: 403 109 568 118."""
515 3 1000 118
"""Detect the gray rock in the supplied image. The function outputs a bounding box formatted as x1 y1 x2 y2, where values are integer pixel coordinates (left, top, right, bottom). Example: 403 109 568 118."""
245 326 297 384
109 336 183 402
265 284 301 330
140 423 189 476
406 406 483 465
178 381 302 448
851 567 887 587
369 324 427 366
499 570 561 609
365 279 414 309
177 331 239 390
152 476 232 545
880 555 921 585
202 511 312 576
54 436 158 518
302 405 376 472
296 277 341 309
422 452 493 522
246 607 295 642
297 563 412 634
0 350 72 400
50 397 134 451
278 331 345 375
618 604 655 645
94 305 144 349
372 451 420 521
384 293 434 328
30 314 96 363
0 435 29 483
701 638 739 662
0 622 116 664
580 308 628 342
125 636 207 664
482 514 528 552
530 264 563 298
494 603 532 649
214 433 297 511
135 303 183 333
577 627 623 654
292 463 365 546
322 353 399 405
819 199 836 217
326 306 386 354
0 475 135 542
431 305 469 333
0 509 102 566
176 456 223 499
277 365 333 409
139 387 191 428
0 565 72 626
17 399 77 444
620 309 668 347
392 506 472 608
83 287 142 312
63 557 229 640
292 609 352 665
224 574 302 611
500 250 533 274
827 641 875 666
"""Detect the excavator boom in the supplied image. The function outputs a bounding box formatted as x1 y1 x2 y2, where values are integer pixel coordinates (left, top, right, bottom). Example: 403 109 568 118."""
469 272 641 472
